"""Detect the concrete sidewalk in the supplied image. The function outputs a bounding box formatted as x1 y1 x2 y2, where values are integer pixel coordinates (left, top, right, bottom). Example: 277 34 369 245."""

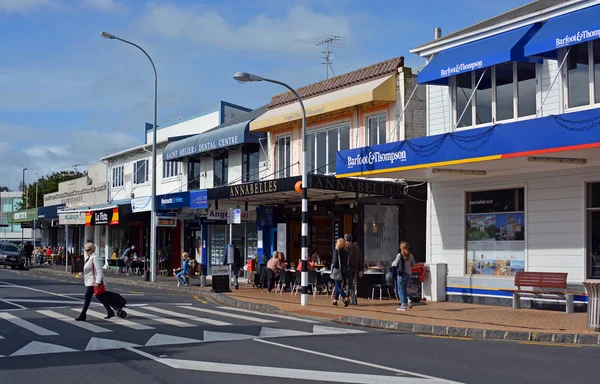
28 266 600 345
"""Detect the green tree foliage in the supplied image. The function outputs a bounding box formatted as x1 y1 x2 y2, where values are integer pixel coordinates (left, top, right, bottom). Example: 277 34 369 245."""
17 171 87 210
0 186 10 192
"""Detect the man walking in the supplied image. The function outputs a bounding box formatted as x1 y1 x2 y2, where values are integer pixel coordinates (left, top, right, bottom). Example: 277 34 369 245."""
345 234 364 305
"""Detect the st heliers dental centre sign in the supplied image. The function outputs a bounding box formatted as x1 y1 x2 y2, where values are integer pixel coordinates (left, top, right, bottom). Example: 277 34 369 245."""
164 135 240 160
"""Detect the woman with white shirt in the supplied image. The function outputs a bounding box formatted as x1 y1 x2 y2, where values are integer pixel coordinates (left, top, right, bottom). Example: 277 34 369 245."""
75 243 114 321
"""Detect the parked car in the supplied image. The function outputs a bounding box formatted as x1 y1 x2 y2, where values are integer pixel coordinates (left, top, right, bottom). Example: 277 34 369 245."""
0 241 25 269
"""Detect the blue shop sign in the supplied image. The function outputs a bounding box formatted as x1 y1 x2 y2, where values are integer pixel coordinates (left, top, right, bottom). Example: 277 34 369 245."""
157 191 189 210
190 190 208 209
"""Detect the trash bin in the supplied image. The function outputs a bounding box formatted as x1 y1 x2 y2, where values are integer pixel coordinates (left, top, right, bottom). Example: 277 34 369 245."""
583 279 600 332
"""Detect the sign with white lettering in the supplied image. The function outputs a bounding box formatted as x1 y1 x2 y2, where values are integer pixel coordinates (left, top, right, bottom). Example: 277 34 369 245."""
163 135 241 161
205 209 256 222
85 208 119 226
59 211 86 225
131 196 152 213
157 191 189 210
232 209 241 224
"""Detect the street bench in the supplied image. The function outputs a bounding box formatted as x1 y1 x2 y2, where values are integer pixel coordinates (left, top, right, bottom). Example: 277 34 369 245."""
500 271 574 313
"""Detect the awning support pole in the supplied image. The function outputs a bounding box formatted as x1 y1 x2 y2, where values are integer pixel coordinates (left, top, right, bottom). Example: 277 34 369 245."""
455 67 487 130
536 46 571 118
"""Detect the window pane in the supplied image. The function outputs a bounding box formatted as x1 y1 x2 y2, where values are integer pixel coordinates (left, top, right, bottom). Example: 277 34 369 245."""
214 158 222 187
495 63 514 121
307 133 315 173
467 188 525 214
456 73 472 127
328 129 338 174
568 42 590 108
368 117 378 145
249 151 259 182
517 62 536 117
339 126 349 151
379 115 387 144
475 68 492 125
316 131 327 174
285 137 290 177
594 41 600 104
589 210 600 278
223 156 228 185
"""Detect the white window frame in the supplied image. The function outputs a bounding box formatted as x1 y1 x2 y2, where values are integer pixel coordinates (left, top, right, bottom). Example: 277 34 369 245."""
453 62 538 130
112 165 124 189
276 135 291 179
133 159 149 185
162 160 179 180
563 40 600 111
366 113 387 146
307 122 349 176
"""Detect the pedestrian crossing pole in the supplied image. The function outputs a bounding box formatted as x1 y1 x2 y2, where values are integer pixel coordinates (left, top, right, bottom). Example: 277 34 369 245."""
299 100 309 306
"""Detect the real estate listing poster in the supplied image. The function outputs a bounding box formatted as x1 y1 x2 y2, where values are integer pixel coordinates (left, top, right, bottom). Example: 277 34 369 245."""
466 213 525 276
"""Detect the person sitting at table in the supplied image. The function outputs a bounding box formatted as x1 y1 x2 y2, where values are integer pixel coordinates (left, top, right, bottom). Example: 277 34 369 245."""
111 247 119 260
296 254 314 272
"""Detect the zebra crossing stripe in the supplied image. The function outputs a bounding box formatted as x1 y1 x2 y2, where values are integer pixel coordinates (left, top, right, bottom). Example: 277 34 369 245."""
143 306 232 326
0 312 58 336
36 310 112 333
124 308 196 328
70 309 154 330
216 307 320 323
180 307 277 324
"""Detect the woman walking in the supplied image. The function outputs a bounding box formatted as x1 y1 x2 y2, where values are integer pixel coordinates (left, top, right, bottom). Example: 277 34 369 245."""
75 243 114 321
332 238 350 307
392 241 416 311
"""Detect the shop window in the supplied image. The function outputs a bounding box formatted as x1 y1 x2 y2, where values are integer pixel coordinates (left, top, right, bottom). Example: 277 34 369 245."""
162 161 179 179
367 114 387 145
465 188 525 276
187 159 200 190
276 136 291 178
112 166 124 188
133 159 149 185
307 123 349 175
242 148 260 183
453 63 537 129
586 182 600 278
213 153 228 187
567 42 590 108
363 205 399 264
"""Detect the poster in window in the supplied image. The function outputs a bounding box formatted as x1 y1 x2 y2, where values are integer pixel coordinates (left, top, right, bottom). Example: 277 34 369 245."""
363 205 398 262
466 212 525 276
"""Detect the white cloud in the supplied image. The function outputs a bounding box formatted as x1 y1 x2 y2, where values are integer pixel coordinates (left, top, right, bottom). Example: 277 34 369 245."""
82 0 124 13
0 0 53 13
137 3 354 55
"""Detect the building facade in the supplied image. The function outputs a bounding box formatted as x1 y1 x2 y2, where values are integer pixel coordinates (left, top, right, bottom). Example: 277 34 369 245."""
337 0 600 308
0 191 34 243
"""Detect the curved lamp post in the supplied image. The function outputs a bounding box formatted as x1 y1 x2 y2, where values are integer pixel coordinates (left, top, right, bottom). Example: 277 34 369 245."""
233 72 309 306
101 31 158 282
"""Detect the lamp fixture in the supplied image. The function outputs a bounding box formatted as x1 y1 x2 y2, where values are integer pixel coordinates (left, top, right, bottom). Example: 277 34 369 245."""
431 168 487 176
527 156 587 165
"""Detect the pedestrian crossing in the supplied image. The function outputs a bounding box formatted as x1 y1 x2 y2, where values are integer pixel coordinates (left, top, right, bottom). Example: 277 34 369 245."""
0 304 367 358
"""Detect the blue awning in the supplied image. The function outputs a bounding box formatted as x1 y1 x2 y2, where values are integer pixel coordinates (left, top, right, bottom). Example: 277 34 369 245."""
524 4 600 58
418 24 542 85
162 120 266 161
37 204 65 220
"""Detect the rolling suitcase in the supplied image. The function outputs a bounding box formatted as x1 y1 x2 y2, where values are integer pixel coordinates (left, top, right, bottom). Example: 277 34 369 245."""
103 290 128 318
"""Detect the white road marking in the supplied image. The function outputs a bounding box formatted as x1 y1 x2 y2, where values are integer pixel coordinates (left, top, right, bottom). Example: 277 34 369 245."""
180 306 276 324
0 279 85 302
144 306 231 326
203 331 255 342
85 337 140 351
0 334 4 339
10 341 78 356
258 327 312 338
313 325 366 335
5 299 82 304
126 348 456 383
0 312 58 336
145 333 202 347
60 293 143 296
70 309 154 330
216 306 320 323
124 308 196 328
37 310 112 333
254 339 461 383
0 299 27 309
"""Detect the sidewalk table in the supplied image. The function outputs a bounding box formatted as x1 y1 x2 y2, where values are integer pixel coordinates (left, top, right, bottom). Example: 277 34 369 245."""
583 279 600 332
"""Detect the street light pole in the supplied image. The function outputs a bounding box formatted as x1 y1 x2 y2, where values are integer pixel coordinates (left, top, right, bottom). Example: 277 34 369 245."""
22 168 27 246
233 72 309 306
101 31 158 282
34 172 38 249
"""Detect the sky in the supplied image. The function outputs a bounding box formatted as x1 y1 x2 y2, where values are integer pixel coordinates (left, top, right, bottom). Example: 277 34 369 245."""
0 0 532 191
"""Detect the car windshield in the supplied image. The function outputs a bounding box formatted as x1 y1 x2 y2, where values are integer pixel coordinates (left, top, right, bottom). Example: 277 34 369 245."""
0 243 20 253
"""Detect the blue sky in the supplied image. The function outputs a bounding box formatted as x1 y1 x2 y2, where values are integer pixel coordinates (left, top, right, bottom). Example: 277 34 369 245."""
0 0 531 190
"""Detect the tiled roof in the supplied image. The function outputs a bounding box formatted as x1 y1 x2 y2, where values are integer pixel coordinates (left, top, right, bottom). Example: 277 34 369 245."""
267 56 404 109
413 0 571 50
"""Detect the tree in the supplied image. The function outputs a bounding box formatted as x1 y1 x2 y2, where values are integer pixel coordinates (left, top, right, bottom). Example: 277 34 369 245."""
0 186 10 192
16 170 87 210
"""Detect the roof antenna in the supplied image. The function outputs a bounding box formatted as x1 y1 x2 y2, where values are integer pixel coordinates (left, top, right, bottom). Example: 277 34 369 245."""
169 113 183 121
293 35 346 79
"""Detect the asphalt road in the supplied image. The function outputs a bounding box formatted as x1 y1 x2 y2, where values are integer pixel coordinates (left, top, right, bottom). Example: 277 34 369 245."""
1 268 599 384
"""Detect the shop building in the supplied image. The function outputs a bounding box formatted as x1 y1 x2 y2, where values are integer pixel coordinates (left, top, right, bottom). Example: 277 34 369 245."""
235 56 427 269
0 191 34 243
337 1 600 308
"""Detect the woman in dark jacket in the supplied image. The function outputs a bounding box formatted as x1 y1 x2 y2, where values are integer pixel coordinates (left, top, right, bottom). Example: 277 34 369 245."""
332 238 350 307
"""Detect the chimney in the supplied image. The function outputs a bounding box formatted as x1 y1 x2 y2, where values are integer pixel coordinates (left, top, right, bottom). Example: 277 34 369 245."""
434 27 442 39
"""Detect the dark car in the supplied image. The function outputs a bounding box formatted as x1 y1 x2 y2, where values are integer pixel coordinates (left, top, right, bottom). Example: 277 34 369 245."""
0 241 25 269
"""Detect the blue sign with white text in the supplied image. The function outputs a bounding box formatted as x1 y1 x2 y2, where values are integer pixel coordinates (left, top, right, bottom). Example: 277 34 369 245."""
157 191 189 211
190 190 208 209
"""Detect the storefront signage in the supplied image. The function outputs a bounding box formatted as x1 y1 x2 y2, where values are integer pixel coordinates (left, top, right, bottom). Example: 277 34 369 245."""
440 60 483 77
86 208 119 226
190 190 208 209
59 211 86 225
346 150 407 170
205 209 256 222
211 265 231 293
164 135 241 161
9 209 38 223
131 196 152 213
229 180 278 197
555 29 600 48
283 106 325 122
37 205 64 220
257 206 275 228
157 191 190 211
157 215 177 227
231 209 241 224
312 175 405 197
44 188 106 208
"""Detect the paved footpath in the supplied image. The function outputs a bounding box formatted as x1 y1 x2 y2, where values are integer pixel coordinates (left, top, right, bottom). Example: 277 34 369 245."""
27 266 600 345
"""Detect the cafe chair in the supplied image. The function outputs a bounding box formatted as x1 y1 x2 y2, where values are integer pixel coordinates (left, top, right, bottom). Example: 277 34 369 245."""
291 272 301 295
274 273 286 294
371 270 395 301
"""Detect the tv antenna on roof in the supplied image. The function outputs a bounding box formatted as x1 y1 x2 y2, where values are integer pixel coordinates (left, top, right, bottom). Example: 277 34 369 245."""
292 35 346 79
169 113 183 121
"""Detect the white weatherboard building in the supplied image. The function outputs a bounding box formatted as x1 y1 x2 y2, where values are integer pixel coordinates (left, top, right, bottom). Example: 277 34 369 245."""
337 0 600 309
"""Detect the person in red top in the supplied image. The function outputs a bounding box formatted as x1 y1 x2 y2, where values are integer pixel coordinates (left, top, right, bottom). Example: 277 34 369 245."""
296 254 314 272
45 247 53 256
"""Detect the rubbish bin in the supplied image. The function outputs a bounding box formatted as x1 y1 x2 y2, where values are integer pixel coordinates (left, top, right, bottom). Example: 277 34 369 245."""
583 279 600 332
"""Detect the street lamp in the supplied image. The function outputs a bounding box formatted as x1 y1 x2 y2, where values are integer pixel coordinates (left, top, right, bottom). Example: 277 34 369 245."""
233 72 309 306
22 168 27 246
101 31 158 282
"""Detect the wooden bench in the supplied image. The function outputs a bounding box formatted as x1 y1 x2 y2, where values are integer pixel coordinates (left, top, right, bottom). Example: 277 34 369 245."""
500 272 574 313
